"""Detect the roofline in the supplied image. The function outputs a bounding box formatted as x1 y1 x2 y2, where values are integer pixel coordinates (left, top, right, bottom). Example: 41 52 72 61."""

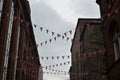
70 18 80 53
96 0 101 5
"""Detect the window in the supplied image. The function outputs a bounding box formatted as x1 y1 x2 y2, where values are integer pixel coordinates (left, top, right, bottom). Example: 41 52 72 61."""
3 2 14 80
107 0 114 9
113 29 120 61
0 0 4 21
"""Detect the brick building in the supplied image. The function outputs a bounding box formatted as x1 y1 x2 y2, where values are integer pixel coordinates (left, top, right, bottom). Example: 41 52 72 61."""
96 0 120 80
70 18 106 80
0 0 43 80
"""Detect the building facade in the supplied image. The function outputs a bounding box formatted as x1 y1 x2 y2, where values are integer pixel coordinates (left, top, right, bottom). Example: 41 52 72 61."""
70 18 106 80
0 0 43 80
96 0 120 80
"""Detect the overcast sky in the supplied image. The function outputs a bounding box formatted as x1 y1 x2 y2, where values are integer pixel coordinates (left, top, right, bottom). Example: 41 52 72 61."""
28 0 100 80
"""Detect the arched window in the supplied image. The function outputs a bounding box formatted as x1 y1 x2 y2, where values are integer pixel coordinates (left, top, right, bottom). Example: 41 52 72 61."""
113 27 120 60
0 0 4 21
106 0 114 9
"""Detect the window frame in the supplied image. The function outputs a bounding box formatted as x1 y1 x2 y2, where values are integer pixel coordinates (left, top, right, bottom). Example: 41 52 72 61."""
113 31 120 61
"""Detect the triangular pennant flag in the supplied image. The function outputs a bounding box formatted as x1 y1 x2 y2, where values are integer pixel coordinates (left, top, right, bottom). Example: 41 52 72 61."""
34 24 37 28
66 37 69 41
64 33 67 36
57 56 59 59
49 39 52 43
52 32 54 36
40 27 43 31
55 70 57 72
52 56 54 59
52 65 54 67
41 43 43 46
56 64 58 67
51 69 54 71
67 55 70 59
46 66 47 70
54 37 56 41
60 63 62 66
45 41 47 44
41 57 44 60
57 34 61 37
62 36 64 39
62 56 64 59
46 29 49 33
46 57 49 60
69 30 72 34
49 65 51 68
58 70 60 73
61 71 63 72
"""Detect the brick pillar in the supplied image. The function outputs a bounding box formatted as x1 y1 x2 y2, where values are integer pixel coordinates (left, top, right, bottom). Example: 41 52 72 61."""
6 6 20 80
0 0 13 80
15 23 25 80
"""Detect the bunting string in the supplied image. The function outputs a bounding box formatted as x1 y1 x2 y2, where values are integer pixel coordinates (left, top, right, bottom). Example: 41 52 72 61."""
6 46 104 62
7 47 105 71
43 71 89 76
34 24 74 38
43 68 89 77
39 55 70 60
16 66 89 77
4 11 114 47
42 61 70 69
5 11 110 48
15 67 95 80
44 68 69 73
6 42 105 60
39 32 73 46
6 47 105 80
